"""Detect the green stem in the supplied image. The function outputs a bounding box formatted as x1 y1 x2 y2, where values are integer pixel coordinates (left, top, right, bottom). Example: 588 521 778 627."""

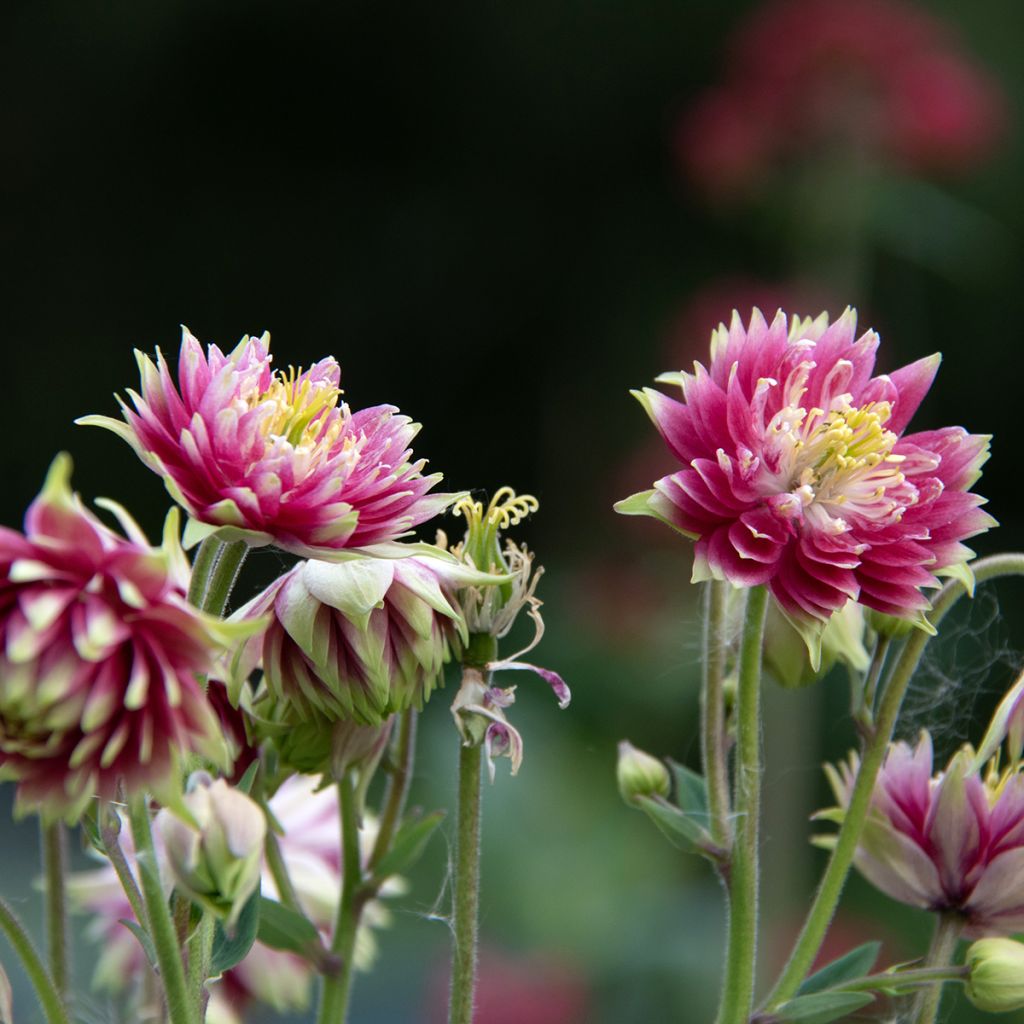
912 913 964 1024
369 709 418 874
0 897 70 1024
764 554 1024 1010
448 741 483 1024
41 821 69 1001
128 795 198 1024
316 776 364 1024
702 580 732 855
186 537 248 616
852 634 890 741
716 585 769 1024
101 810 148 930
186 912 216 1020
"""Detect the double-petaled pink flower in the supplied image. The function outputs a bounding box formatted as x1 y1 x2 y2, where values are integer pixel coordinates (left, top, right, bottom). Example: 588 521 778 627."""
618 309 993 646
0 455 234 820
79 329 456 557
821 733 1024 937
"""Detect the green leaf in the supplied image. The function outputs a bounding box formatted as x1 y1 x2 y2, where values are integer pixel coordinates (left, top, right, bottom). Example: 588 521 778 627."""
666 760 708 815
256 898 320 956
367 810 445 886
118 919 159 971
634 795 712 852
774 991 875 1023
798 941 881 996
209 893 260 976
235 760 260 795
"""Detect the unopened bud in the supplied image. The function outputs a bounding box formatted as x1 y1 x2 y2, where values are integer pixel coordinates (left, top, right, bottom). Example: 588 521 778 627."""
864 607 916 640
966 938 1024 1013
617 741 670 804
158 774 266 931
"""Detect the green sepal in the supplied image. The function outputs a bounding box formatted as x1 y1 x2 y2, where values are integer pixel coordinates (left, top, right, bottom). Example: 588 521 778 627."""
773 991 875 1023
209 891 261 976
633 794 714 855
797 941 881 996
666 760 708 816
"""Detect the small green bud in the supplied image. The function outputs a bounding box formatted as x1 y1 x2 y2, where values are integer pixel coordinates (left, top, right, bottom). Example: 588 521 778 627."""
617 741 670 804
864 607 916 640
966 938 1024 1013
765 600 870 688
158 774 266 932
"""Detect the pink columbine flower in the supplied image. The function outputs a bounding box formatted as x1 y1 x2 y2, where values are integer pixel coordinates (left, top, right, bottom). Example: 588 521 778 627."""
78 329 457 557
617 309 993 656
228 551 503 726
820 733 1024 937
0 455 236 821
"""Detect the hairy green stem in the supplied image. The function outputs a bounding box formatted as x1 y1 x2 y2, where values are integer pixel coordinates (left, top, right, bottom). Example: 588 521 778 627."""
912 913 963 1024
0 896 70 1024
702 580 732 854
264 824 302 913
316 776 364 1024
128 795 198 1024
716 585 769 1024
101 810 148 930
41 821 69 1001
369 709 418 874
852 634 890 740
186 537 248 616
187 912 216 1019
448 741 483 1024
764 554 1024 1010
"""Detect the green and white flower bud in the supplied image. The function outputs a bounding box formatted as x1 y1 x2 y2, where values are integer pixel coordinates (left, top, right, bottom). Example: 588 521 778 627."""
966 938 1024 1013
616 741 670 804
764 599 870 688
157 773 266 931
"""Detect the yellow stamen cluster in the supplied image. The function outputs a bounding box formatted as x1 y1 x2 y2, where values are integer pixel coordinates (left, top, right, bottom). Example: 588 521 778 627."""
256 366 344 450
452 487 539 532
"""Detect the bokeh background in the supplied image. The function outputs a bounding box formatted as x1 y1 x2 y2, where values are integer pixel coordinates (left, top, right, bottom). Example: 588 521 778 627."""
3 0 1024 1020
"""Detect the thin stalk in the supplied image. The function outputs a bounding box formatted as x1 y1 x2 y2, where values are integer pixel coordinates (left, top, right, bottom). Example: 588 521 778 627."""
764 554 1024 1010
852 634 890 741
101 812 148 929
0 897 70 1024
186 912 216 1020
264 825 302 913
186 537 248 616
128 794 198 1024
912 913 964 1024
369 709 418 874
716 585 769 1024
316 775 364 1024
448 742 483 1024
41 821 69 1001
702 580 732 855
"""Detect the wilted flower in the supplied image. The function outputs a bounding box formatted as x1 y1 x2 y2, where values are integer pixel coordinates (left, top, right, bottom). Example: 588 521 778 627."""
616 741 671 803
965 938 1024 1013
0 455 237 821
78 329 456 557
819 732 1024 936
618 309 993 660
229 550 500 726
444 490 570 777
157 773 266 931
70 774 399 1019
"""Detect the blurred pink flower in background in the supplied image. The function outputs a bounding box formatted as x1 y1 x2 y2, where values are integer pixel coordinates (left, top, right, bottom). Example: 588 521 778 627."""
677 0 1005 199
429 948 590 1024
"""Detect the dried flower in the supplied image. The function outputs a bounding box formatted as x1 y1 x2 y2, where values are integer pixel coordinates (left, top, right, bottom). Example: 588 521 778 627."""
78 329 456 558
618 309 993 662
819 732 1024 936
0 455 238 821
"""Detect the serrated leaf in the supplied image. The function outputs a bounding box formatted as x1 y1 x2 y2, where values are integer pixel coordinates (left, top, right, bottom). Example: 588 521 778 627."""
256 898 320 956
774 991 875 1023
209 893 260 976
235 760 260 795
798 942 881 996
666 760 708 815
634 795 713 852
118 919 159 971
367 810 445 886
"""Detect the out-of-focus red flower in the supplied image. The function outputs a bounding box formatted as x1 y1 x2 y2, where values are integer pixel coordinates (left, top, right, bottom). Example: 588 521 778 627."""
429 949 590 1024
678 0 1005 198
